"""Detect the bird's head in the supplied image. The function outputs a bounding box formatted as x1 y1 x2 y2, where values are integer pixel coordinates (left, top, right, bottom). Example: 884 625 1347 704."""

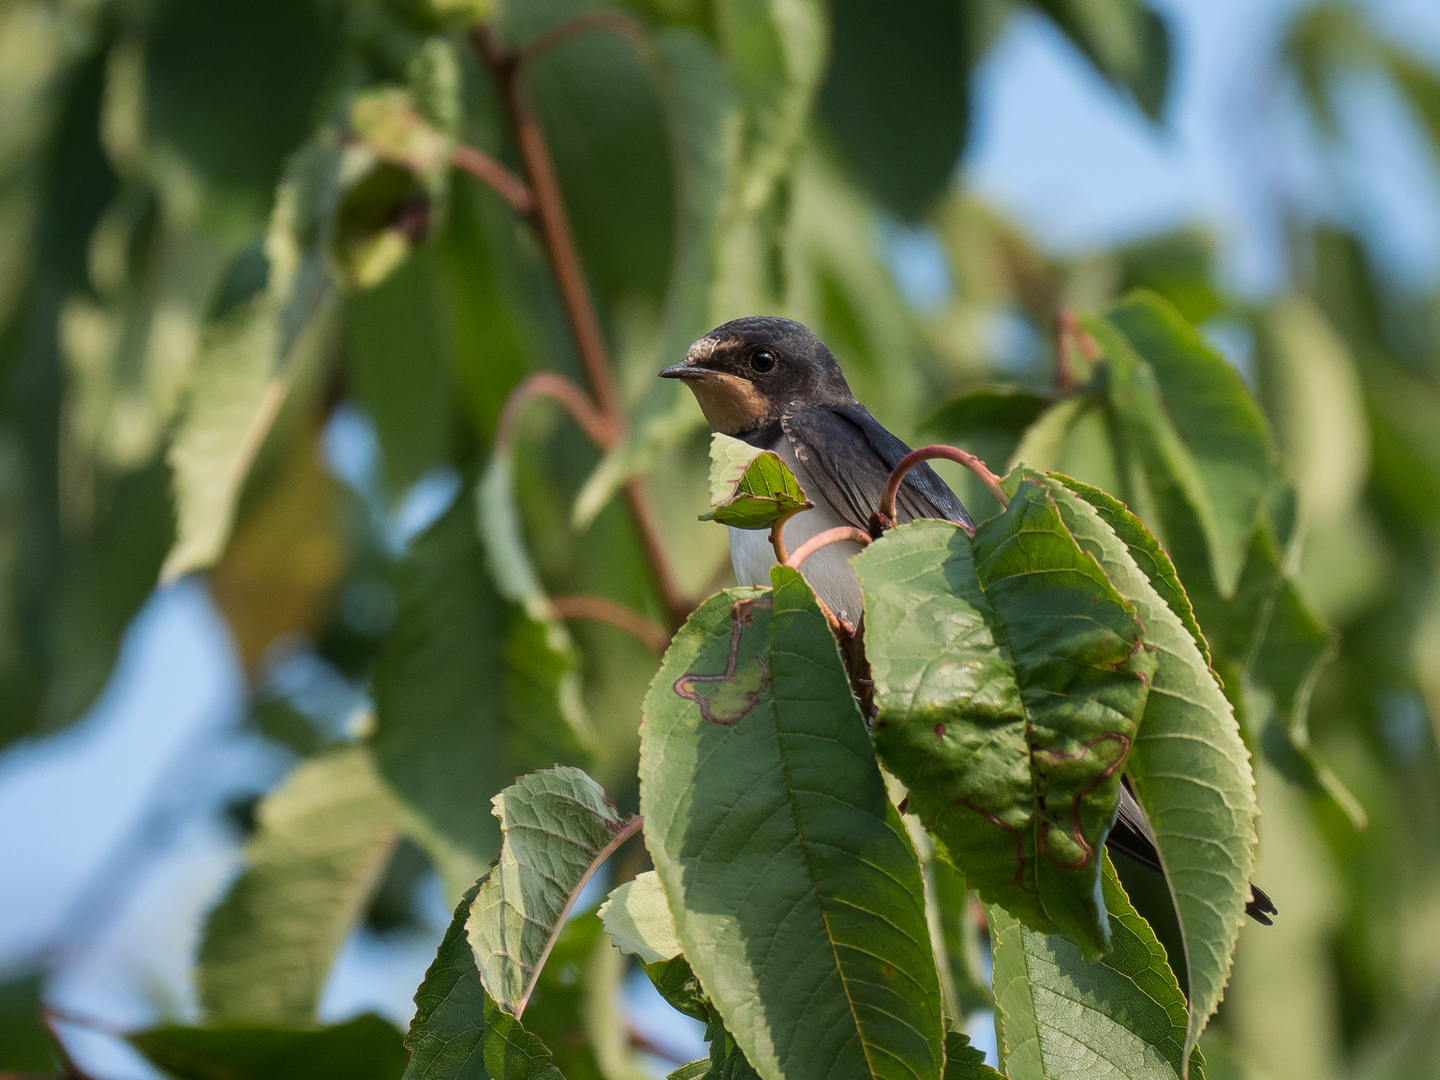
660 316 853 435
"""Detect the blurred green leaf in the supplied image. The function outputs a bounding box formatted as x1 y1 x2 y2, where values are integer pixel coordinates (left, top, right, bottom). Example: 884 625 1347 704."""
1030 0 1171 120
989 856 1203 1080
821 0 965 220
1115 229 1221 325
855 480 1156 957
1097 292 1280 597
1044 473 1258 1060
199 745 401 1023
466 767 633 1015
0 973 56 1071
131 1014 407 1080
373 491 589 899
641 568 946 1080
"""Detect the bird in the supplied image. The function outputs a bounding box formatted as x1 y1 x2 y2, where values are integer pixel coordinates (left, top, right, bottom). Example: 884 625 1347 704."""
661 314 1276 927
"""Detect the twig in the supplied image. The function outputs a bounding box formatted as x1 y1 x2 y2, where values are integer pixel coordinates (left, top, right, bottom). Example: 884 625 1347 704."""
519 12 649 66
452 144 536 215
473 25 691 629
550 595 671 653
785 527 872 570
1054 309 1100 393
494 372 619 453
877 447 1007 529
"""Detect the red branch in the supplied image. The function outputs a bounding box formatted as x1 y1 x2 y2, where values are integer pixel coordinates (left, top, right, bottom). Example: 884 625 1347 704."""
877 446 1008 530
494 372 619 454
474 26 690 629
550 595 671 653
785 527 873 570
452 144 536 215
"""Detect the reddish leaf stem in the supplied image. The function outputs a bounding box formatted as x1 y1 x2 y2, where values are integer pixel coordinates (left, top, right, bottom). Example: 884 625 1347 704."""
1054 309 1100 393
474 26 690 629
494 372 619 454
785 527 873 570
452 144 536 215
550 594 672 653
878 446 1007 528
767 506 808 565
519 11 649 65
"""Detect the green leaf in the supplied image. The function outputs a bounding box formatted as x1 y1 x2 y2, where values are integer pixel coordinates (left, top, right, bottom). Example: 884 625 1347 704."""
0 973 56 1071
466 767 635 1016
1096 292 1280 596
854 478 1156 956
1029 0 1171 120
717 0 829 215
405 882 488 1080
372 490 590 899
943 1032 1003 1080
131 1014 407 1080
199 745 401 1023
821 0 966 219
989 856 1203 1080
640 567 946 1080
700 431 810 529
597 870 682 965
483 998 565 1080
1041 473 1257 1061
670 1063 711 1080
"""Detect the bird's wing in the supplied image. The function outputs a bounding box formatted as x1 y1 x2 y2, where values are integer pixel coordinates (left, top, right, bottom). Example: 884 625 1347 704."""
780 402 972 531
1109 782 1276 925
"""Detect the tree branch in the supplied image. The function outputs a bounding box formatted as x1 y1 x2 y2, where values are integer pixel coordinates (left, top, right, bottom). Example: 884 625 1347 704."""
473 25 691 629
452 144 536 215
519 12 649 66
550 595 671 653
876 446 1007 530
494 372 619 454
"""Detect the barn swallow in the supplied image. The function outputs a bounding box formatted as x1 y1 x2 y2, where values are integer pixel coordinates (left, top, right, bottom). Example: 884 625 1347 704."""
662 315 1276 926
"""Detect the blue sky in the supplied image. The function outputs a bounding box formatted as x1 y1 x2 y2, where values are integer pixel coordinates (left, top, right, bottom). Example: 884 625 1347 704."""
5 1 1440 1075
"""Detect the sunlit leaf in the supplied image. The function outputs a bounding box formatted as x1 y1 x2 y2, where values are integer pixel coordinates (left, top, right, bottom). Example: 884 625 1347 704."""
989 856 1204 1080
598 870 682 965
855 478 1156 956
1042 472 1257 1060
199 745 401 1023
700 431 810 529
641 567 946 1080
131 1014 407 1080
466 767 634 1016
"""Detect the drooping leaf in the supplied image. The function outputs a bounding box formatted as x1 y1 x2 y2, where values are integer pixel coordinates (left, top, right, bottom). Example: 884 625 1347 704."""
989 857 1204 1080
1029 0 1171 121
130 1014 407 1080
597 870 682 965
199 745 401 1023
1097 292 1280 597
640 568 946 1080
821 0 967 220
405 882 488 1080
372 490 590 899
700 431 810 529
854 478 1156 956
1042 473 1257 1061
466 767 635 1016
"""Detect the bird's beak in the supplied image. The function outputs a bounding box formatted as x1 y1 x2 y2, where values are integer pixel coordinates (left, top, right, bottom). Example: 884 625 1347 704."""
659 362 718 380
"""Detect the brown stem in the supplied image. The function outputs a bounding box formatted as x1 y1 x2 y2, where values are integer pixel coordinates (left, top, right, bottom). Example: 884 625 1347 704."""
1054 309 1101 393
474 26 690 629
785 527 872 570
452 144 536 215
550 594 671 653
495 372 619 454
520 12 649 65
767 506 808 565
878 447 1007 528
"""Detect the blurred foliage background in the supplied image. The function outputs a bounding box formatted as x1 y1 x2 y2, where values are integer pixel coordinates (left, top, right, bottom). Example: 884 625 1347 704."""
3 0 1440 1077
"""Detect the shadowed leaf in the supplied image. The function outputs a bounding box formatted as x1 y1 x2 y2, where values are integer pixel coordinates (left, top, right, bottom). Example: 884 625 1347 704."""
131 1014 407 1080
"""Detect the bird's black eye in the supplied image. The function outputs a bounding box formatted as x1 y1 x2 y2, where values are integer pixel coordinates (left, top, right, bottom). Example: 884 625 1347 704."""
750 350 776 374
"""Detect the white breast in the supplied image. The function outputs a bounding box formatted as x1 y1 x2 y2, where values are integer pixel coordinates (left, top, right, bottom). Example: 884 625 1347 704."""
727 439 866 626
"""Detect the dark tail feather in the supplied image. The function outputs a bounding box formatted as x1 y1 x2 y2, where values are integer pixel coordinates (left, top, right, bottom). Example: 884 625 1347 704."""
1108 782 1277 926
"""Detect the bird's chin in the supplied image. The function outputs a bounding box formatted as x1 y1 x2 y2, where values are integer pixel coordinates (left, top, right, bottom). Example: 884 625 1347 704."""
668 371 768 435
